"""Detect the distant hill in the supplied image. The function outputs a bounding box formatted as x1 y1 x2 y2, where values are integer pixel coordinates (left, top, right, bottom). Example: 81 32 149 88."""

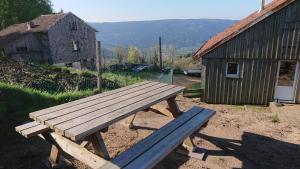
90 19 237 53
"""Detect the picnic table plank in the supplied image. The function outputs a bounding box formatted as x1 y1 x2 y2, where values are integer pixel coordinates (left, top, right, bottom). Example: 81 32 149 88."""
109 107 205 168
45 83 169 129
123 109 215 169
15 121 41 132
29 81 152 119
36 82 163 124
64 86 185 141
19 124 49 138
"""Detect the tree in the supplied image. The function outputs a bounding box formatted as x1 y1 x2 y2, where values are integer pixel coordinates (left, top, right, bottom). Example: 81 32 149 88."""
114 47 127 64
148 45 159 67
0 0 53 30
127 46 139 63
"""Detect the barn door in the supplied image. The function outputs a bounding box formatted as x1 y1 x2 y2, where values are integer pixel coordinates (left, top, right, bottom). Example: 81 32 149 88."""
274 61 299 102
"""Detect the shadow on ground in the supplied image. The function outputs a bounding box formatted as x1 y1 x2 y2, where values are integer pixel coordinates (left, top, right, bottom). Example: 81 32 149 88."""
196 132 300 169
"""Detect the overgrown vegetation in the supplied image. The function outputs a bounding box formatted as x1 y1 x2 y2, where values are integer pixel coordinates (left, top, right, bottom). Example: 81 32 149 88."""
0 82 94 121
0 57 122 93
0 57 172 119
164 54 200 71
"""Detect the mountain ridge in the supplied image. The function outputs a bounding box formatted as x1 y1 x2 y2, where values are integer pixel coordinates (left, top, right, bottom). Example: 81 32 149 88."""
90 19 238 53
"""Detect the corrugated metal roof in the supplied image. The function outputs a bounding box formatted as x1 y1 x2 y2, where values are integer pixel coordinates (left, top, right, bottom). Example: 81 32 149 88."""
194 0 295 60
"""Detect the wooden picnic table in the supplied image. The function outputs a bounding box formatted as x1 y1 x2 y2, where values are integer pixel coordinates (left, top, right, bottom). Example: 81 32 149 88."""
16 81 193 168
29 81 184 141
16 81 216 169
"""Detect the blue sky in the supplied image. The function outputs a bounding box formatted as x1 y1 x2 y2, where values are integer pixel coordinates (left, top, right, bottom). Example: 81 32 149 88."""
52 0 273 22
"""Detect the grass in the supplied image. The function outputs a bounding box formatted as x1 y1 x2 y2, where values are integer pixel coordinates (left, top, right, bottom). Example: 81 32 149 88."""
272 113 280 123
229 105 246 112
183 82 202 98
0 82 94 120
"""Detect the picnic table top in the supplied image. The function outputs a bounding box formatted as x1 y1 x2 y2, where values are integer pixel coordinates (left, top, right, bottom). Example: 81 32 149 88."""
29 81 185 141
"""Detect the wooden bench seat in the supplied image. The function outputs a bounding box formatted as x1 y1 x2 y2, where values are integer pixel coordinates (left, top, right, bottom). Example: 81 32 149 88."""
15 121 49 138
100 106 215 169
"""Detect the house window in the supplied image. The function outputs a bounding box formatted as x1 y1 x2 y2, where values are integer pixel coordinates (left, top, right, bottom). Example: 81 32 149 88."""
72 41 80 52
226 62 239 78
70 21 78 30
16 46 28 53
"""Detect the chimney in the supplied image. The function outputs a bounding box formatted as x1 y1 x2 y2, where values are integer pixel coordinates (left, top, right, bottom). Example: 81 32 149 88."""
259 0 265 12
27 21 34 30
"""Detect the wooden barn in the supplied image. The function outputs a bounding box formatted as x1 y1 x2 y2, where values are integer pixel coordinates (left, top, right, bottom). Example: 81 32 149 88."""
194 0 300 105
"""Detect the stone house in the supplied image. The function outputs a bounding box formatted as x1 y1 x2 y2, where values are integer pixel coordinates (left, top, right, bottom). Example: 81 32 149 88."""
0 12 97 69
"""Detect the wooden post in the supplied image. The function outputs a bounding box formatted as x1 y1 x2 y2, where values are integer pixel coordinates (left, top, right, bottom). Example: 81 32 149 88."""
96 41 102 92
159 36 162 70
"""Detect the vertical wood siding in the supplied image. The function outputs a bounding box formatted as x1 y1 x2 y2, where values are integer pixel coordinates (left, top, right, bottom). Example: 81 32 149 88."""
203 1 300 104
204 59 279 104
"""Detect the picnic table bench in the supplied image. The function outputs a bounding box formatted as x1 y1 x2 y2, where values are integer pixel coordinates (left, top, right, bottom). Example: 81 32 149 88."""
15 81 215 169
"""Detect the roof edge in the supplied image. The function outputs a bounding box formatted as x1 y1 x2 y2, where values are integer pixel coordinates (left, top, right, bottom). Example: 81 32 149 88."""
193 0 295 60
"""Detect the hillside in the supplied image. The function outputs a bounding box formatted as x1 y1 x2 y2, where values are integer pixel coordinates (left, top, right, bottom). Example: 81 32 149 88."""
90 19 237 51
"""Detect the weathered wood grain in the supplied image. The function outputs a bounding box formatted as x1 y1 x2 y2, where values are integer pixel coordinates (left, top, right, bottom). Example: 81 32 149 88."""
47 83 172 132
64 86 185 141
18 124 49 138
100 107 215 169
30 81 151 119
36 82 163 124
201 0 300 104
124 109 215 169
41 133 108 169
15 121 41 132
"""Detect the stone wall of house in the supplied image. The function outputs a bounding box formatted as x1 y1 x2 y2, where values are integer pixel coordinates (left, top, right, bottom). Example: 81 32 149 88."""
48 13 97 66
3 33 51 63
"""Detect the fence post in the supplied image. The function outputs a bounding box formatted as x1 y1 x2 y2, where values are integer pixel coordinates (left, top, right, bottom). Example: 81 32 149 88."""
96 41 102 92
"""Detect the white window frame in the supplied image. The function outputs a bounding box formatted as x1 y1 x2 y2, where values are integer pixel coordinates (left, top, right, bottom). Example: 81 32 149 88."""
226 62 240 78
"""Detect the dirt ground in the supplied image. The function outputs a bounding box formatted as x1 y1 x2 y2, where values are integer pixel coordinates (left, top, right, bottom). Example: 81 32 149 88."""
1 94 300 169
173 75 201 87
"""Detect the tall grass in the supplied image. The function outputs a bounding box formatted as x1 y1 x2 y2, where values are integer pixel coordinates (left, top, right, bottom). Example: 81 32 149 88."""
0 82 93 120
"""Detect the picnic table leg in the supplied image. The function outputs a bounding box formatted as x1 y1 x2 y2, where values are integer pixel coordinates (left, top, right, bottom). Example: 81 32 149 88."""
166 97 200 154
128 113 137 129
89 132 110 160
166 96 182 118
49 144 61 164
41 133 63 167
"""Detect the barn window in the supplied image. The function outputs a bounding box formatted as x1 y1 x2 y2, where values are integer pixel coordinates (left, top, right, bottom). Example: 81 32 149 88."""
70 21 78 30
72 41 80 52
226 63 239 78
16 46 28 53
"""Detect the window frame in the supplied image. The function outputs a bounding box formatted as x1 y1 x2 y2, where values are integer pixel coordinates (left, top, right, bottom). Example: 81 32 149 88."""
16 46 28 53
72 40 80 52
226 62 240 78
